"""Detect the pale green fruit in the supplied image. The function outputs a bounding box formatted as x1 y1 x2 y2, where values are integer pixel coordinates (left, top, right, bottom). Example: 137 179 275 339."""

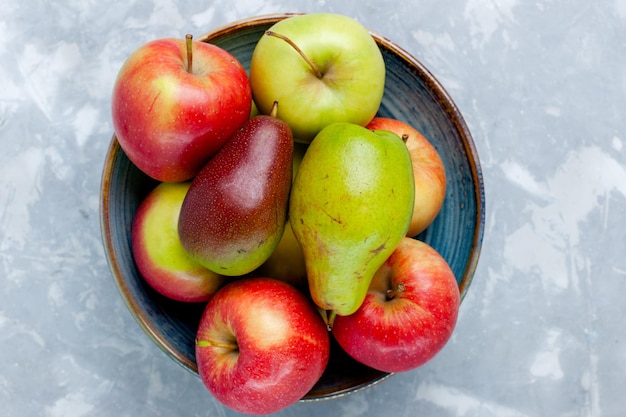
250 13 386 143
289 123 415 318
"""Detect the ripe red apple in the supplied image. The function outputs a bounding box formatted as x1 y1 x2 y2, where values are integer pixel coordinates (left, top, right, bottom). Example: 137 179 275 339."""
331 237 460 373
112 35 251 182
366 117 446 236
131 182 225 303
195 277 330 415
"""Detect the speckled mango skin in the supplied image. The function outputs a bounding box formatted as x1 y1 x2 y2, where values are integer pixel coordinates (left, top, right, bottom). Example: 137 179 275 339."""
289 123 415 316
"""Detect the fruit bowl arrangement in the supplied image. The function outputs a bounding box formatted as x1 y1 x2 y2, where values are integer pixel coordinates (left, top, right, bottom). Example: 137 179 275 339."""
100 13 485 415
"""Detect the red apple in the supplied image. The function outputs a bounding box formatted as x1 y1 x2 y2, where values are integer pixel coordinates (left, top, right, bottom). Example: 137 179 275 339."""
112 35 251 182
195 277 330 415
366 117 446 236
331 237 460 373
131 182 225 303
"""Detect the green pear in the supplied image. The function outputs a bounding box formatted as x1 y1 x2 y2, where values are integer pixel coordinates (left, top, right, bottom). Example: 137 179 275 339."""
289 122 415 320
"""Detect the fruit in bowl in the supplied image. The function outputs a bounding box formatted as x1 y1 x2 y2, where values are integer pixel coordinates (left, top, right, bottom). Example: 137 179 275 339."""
100 12 485 413
332 237 461 373
177 104 294 277
250 13 386 143
366 117 448 237
290 122 415 321
195 277 330 415
131 181 225 303
111 35 252 183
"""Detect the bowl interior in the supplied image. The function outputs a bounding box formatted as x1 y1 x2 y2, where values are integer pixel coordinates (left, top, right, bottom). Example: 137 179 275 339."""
100 14 485 401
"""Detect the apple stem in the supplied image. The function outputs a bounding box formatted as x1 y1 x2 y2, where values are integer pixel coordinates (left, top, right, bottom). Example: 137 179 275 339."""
196 338 238 351
270 101 279 118
386 283 406 300
401 134 409 143
265 30 324 79
185 34 193 74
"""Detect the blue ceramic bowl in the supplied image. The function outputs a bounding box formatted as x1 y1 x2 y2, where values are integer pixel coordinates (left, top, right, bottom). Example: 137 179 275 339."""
100 14 485 401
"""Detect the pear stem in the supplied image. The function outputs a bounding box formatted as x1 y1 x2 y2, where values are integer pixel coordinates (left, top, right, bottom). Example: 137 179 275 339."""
269 101 279 118
386 283 406 300
196 338 238 350
185 34 193 74
327 310 337 331
316 307 330 331
265 30 323 79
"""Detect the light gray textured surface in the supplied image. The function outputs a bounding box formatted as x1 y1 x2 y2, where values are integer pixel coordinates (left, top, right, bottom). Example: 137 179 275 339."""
1 1 625 416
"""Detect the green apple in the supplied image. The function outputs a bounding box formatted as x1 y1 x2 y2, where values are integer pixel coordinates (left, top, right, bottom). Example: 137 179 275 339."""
250 13 386 142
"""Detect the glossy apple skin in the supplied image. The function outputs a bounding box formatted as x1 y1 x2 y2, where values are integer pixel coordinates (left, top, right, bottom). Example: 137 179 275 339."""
195 277 330 415
332 237 460 373
250 13 385 142
366 117 447 237
112 38 251 182
131 182 225 303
